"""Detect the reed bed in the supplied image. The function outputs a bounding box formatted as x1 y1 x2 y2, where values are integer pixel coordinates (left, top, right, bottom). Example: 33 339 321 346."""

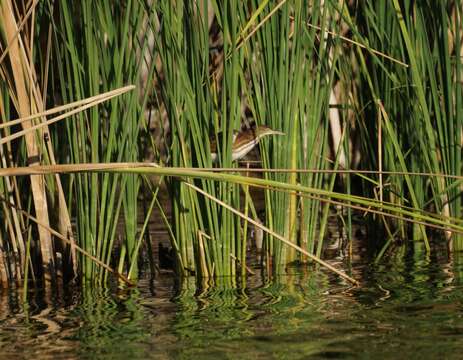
0 0 462 289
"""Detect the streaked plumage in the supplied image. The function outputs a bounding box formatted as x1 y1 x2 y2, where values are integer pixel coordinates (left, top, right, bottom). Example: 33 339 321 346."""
210 125 284 163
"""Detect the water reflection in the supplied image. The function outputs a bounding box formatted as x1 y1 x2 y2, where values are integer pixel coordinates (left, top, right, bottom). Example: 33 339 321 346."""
0 253 463 359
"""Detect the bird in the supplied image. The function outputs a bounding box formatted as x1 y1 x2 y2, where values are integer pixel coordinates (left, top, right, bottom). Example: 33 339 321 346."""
209 125 284 163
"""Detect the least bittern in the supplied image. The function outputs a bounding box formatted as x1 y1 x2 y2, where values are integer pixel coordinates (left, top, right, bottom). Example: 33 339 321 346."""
210 125 284 163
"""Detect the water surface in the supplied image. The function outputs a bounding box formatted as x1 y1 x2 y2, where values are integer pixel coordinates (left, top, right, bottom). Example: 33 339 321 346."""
1 252 463 359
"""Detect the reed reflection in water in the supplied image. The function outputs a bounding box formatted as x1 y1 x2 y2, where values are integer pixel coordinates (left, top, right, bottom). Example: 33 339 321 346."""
0 252 462 359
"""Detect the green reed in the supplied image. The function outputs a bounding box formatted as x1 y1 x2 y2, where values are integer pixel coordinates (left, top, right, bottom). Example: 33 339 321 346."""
350 0 463 251
156 1 248 277
244 1 339 267
1 0 463 289
50 0 158 281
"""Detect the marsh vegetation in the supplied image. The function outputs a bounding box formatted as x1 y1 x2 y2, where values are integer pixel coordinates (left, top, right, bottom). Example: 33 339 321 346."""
0 0 462 295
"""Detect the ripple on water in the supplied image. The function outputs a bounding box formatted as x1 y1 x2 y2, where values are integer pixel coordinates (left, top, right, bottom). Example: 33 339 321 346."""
0 253 463 359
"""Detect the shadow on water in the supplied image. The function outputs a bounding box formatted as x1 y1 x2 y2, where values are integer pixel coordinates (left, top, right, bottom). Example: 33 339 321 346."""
1 250 463 359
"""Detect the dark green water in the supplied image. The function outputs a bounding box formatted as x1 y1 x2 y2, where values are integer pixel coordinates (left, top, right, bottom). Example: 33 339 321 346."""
1 253 463 359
